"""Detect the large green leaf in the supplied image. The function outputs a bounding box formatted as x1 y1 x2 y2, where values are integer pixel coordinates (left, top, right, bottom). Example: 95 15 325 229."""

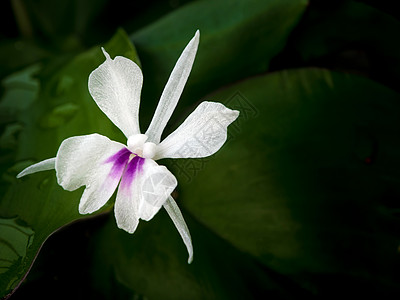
87 68 400 298
131 0 308 128
0 29 139 298
167 68 400 296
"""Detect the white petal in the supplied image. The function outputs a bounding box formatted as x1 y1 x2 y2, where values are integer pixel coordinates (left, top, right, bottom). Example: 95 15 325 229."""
88 48 143 138
114 156 143 234
155 101 239 159
140 161 177 220
55 133 127 214
114 158 177 233
16 157 56 178
164 196 193 264
145 30 200 144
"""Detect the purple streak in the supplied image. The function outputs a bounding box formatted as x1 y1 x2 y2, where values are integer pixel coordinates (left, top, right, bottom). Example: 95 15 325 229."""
105 147 131 164
105 148 132 179
120 156 145 191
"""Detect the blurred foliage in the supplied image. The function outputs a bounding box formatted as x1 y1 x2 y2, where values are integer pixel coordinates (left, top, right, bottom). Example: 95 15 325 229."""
1 0 400 299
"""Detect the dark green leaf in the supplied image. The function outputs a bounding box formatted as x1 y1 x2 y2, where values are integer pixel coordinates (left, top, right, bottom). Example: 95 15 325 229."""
170 68 400 296
89 68 400 298
0 40 50 79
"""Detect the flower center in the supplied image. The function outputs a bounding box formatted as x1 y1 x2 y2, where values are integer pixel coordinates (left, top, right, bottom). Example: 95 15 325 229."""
127 134 157 159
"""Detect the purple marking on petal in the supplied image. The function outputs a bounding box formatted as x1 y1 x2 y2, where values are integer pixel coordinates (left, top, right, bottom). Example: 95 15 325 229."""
105 148 132 179
105 148 131 164
120 156 145 191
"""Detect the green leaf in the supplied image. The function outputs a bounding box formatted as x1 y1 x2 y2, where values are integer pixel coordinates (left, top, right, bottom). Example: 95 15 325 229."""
0 217 34 289
131 0 308 128
88 68 400 298
0 29 139 298
169 68 400 295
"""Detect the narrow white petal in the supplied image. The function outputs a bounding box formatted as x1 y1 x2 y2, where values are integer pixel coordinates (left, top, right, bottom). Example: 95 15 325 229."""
145 30 200 144
88 48 143 138
164 196 193 264
114 158 177 233
55 134 126 214
155 101 239 159
16 157 56 178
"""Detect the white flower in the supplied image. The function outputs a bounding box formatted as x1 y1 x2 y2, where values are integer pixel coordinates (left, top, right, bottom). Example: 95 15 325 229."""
17 30 239 263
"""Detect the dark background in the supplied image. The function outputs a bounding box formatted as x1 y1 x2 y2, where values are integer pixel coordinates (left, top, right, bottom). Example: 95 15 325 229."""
1 0 400 299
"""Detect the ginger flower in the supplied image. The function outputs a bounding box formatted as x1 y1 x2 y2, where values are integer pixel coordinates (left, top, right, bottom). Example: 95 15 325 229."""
17 31 239 263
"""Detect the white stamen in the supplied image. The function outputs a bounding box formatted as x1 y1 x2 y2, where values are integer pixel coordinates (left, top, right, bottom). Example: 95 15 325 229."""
143 142 157 159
